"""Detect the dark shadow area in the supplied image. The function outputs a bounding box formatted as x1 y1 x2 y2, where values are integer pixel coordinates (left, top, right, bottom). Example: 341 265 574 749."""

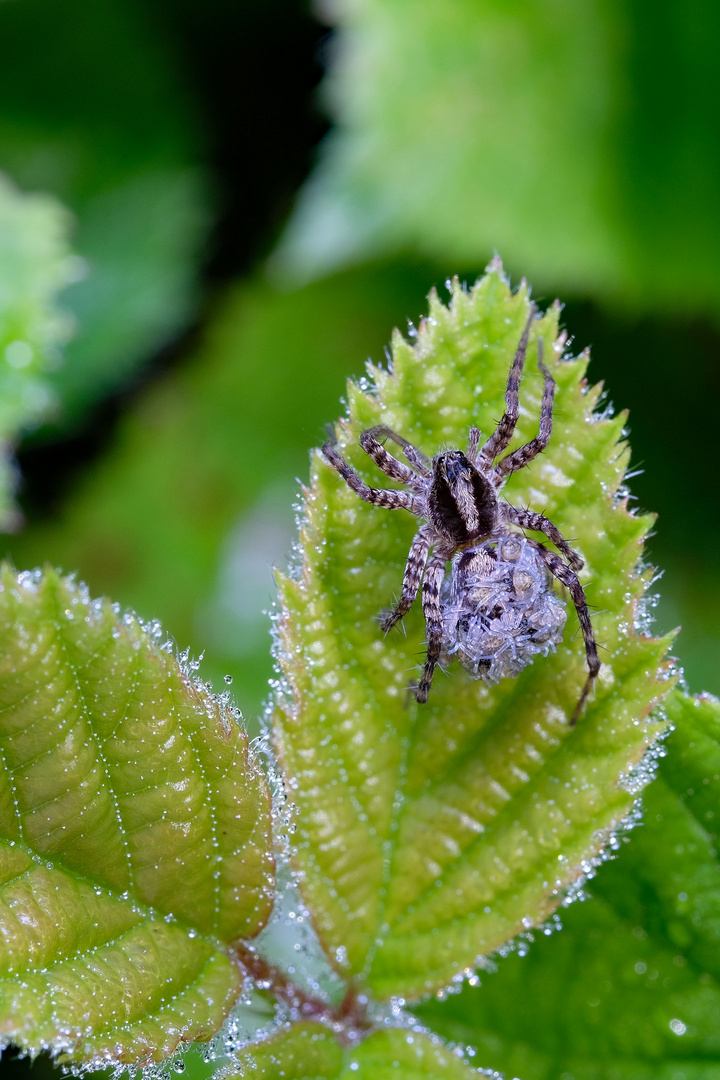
562 300 720 564
0 1047 61 1080
149 0 330 281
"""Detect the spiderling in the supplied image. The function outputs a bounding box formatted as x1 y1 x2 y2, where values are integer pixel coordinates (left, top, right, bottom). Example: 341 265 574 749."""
441 535 568 684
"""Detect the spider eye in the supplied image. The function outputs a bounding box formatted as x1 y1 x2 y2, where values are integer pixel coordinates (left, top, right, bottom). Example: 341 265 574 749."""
440 451 471 483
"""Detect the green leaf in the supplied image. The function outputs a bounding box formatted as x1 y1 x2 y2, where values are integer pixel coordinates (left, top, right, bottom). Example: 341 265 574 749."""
229 1022 482 1079
55 166 208 417
228 1023 344 1080
0 0 209 419
0 565 275 1068
273 267 674 1000
344 1028 483 1079
415 691 720 1080
6 261 443 721
0 173 77 528
276 0 720 318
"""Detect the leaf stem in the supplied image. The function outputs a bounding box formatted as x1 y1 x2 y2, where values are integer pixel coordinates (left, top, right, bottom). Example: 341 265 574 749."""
232 944 373 1039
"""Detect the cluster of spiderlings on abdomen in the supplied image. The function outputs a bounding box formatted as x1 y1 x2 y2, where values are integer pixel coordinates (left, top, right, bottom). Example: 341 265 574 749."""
440 535 568 684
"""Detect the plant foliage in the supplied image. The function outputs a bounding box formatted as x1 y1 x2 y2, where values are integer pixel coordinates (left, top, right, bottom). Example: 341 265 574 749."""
231 1022 484 1080
0 566 274 1068
0 0 209 419
0 173 77 528
273 265 674 1000
278 0 720 318
416 691 720 1080
0 267 688 1079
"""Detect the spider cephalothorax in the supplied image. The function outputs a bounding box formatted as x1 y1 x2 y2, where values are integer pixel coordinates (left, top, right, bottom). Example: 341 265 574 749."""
322 309 599 723
427 450 498 544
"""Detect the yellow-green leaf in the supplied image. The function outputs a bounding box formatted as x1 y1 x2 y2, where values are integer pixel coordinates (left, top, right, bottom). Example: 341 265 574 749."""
229 1022 482 1080
274 266 674 1000
0 565 275 1068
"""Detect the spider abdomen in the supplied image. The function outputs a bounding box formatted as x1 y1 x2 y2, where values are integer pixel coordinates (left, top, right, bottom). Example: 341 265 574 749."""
441 536 567 685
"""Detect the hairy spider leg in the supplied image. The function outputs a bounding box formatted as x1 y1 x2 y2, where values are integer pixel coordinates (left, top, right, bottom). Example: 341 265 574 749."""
467 426 481 460
493 340 556 485
502 503 584 572
380 526 433 632
358 429 420 486
416 551 449 703
526 537 600 725
478 304 536 468
322 441 420 512
361 425 431 476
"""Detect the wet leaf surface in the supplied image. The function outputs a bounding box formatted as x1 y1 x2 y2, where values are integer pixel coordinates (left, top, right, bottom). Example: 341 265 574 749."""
416 691 720 1080
0 566 275 1067
231 1021 482 1079
274 267 674 1000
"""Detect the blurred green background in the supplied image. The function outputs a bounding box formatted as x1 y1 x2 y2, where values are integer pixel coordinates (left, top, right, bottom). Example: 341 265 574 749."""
1 0 720 1076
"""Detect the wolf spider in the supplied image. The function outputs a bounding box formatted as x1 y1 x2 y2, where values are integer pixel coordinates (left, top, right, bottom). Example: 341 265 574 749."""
322 309 599 724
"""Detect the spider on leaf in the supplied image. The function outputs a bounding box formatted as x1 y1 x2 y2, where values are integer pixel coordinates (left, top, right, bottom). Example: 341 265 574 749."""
322 308 599 724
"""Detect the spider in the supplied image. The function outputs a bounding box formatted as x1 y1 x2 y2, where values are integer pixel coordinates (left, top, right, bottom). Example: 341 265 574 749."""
322 308 600 724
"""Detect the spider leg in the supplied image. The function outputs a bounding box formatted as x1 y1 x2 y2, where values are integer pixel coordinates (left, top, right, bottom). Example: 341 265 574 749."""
501 503 583 572
492 340 555 485
380 527 432 632
415 551 448 703
361 425 431 477
323 442 420 512
525 537 600 725
479 305 536 467
467 426 481 460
